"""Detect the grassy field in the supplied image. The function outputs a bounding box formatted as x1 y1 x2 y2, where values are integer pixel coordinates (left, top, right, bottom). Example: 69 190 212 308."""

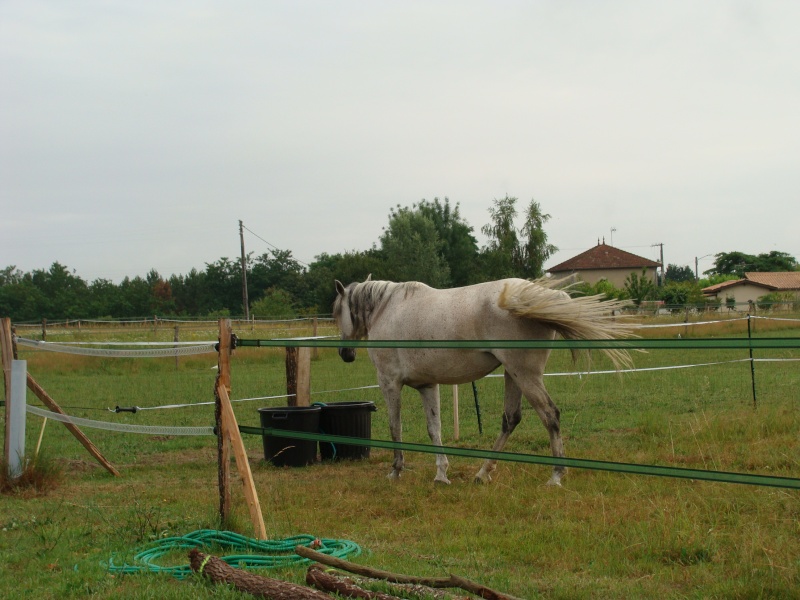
1 315 799 599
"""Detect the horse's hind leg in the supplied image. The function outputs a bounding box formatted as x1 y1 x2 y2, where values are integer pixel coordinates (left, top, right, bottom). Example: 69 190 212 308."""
474 371 522 484
419 384 450 484
519 376 566 486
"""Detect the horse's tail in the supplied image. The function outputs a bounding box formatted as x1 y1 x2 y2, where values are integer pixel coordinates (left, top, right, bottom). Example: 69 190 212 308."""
498 278 636 370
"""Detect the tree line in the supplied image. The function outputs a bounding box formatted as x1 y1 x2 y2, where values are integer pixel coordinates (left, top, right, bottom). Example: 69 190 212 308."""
2 196 796 321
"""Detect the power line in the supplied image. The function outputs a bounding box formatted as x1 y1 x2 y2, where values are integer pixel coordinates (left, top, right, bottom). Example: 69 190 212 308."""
240 225 311 268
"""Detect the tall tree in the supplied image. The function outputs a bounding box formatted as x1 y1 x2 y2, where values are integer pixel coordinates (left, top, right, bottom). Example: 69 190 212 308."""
379 206 450 286
709 250 798 277
665 264 695 283
480 196 557 279
415 198 480 286
249 249 306 310
480 196 520 279
304 249 386 313
519 200 557 279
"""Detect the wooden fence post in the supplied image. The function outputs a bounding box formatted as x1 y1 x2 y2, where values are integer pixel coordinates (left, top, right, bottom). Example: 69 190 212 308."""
2 318 16 472
285 347 298 406
216 319 232 523
215 318 267 540
174 325 180 370
312 317 318 360
285 346 311 407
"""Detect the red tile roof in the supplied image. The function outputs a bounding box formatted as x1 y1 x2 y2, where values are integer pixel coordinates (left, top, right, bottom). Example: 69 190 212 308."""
702 279 747 294
744 272 800 290
701 272 800 295
548 243 661 272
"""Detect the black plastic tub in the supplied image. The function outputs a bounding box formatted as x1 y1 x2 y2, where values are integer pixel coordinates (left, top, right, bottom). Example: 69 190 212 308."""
257 406 321 467
318 401 377 461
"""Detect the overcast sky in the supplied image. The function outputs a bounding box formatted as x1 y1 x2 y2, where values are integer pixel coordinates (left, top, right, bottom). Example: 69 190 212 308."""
2 1 798 284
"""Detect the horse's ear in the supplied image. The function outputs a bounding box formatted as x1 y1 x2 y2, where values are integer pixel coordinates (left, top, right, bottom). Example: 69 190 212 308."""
335 280 346 296
366 273 372 281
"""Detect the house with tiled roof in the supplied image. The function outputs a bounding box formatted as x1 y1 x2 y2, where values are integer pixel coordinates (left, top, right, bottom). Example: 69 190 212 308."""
702 272 800 306
546 242 661 288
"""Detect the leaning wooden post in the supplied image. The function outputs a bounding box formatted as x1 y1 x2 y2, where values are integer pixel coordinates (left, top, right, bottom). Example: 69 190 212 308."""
216 319 232 523
216 382 267 540
26 374 121 476
215 318 267 540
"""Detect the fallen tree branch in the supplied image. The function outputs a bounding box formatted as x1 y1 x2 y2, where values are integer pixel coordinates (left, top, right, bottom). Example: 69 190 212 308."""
295 545 526 600
306 564 404 600
188 548 330 599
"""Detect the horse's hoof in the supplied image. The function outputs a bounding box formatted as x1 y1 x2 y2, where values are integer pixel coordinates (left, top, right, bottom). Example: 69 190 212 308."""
545 477 562 487
387 471 400 480
434 476 451 485
473 473 491 484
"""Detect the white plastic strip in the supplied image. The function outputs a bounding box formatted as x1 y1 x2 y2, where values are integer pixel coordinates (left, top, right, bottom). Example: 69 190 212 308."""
132 392 295 411
15 337 216 358
751 315 800 323
636 318 748 329
25 405 214 436
485 358 754 378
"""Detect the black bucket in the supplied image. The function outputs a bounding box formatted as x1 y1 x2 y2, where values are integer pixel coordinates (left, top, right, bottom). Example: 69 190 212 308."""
318 401 377 461
258 406 321 467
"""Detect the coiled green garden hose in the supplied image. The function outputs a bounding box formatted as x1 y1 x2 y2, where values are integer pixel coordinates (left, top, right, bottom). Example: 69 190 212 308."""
107 529 361 579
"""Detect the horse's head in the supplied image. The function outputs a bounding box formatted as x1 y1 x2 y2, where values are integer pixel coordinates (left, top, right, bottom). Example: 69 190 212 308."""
333 278 359 363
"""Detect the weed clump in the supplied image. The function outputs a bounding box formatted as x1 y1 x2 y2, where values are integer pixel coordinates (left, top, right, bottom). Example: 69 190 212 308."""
1 455 63 496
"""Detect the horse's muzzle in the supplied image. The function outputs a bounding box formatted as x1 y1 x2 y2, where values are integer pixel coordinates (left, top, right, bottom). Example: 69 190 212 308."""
338 347 356 363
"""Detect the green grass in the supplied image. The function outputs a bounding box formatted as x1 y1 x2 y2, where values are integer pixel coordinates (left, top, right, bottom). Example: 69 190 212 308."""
1 318 799 598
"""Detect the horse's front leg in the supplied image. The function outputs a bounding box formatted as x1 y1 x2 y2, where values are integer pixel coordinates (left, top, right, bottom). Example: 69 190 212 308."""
379 380 404 480
419 384 450 484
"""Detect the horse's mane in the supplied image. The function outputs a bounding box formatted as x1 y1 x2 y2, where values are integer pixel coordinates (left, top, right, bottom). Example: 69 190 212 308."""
334 279 424 338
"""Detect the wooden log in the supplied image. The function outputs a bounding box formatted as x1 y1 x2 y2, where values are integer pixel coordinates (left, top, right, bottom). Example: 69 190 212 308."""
295 546 525 600
25 373 120 477
188 549 330 599
306 564 404 600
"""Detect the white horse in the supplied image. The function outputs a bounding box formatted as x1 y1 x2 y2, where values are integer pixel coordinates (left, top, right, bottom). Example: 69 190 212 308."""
333 277 634 485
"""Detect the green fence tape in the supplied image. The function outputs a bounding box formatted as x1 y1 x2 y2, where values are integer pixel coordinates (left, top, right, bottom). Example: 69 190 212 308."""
240 425 800 490
236 337 800 350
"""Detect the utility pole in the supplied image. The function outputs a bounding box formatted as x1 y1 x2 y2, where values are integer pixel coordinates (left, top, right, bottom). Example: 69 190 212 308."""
652 242 664 286
239 220 250 320
695 253 713 281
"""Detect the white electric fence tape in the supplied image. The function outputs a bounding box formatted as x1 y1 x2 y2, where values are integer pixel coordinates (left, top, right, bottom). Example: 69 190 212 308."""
25 404 214 436
15 337 216 358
